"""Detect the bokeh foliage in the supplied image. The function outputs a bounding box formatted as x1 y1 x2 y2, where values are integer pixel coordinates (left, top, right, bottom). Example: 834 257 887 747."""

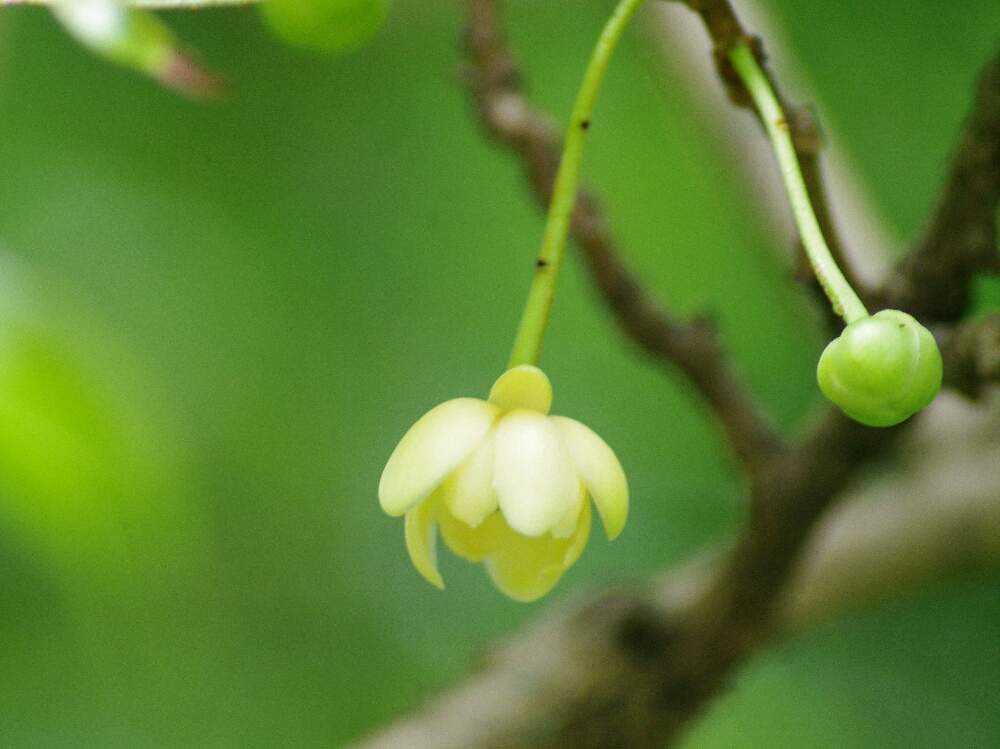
0 1 996 745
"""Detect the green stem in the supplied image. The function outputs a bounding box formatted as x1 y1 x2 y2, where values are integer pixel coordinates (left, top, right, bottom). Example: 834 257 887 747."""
728 43 868 325
5 0 258 7
507 0 648 368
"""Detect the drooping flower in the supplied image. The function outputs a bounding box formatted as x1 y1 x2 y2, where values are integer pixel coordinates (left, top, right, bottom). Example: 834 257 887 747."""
379 365 628 602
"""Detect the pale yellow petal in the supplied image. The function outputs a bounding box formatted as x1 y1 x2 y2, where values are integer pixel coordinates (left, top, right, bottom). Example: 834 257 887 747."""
404 500 444 590
379 398 499 516
493 410 579 537
551 416 628 540
550 482 585 539
562 500 592 569
488 365 552 414
438 509 507 563
484 504 591 603
442 431 499 527
485 536 566 603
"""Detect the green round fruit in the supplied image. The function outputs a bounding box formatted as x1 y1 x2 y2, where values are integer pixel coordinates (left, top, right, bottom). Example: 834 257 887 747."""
817 309 942 427
262 0 389 55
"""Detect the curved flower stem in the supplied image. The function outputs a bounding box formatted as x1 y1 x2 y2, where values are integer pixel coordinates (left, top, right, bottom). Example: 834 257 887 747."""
728 43 868 325
507 0 648 368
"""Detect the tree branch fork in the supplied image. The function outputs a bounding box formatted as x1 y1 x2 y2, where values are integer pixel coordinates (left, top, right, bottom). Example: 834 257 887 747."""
7 0 993 744
360 0 1000 746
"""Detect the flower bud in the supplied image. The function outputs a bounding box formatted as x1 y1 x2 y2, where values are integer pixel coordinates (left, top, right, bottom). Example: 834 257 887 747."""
53 0 220 98
817 309 942 427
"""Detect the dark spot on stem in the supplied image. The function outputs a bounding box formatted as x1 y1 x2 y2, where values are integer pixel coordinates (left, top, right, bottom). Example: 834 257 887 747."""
536 258 549 269
580 119 591 131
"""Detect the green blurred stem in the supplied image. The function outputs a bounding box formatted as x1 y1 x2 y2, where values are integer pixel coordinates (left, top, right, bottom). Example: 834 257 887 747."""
728 44 868 325
3 0 257 7
507 0 648 368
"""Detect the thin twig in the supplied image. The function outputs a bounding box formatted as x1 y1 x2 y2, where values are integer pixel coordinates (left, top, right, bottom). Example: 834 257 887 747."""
645 3 895 320
940 313 1000 399
360 1 1000 746
465 0 783 475
355 395 1000 749
684 1 873 314
880 50 1000 320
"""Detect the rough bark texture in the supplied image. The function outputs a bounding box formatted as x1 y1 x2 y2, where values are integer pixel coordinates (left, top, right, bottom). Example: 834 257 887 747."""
464 0 783 476
881 53 1000 320
356 1 1000 746
358 397 1000 749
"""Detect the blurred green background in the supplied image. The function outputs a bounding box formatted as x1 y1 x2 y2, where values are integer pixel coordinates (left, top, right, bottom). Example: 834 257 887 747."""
0 1 997 746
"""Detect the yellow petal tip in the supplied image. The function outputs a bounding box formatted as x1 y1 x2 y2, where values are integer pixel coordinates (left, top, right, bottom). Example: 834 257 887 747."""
427 575 445 591
551 416 629 542
603 518 626 542
404 502 446 590
379 398 498 516
488 365 553 414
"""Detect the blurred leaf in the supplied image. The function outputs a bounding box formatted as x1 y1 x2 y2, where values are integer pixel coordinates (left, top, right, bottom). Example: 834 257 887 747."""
0 0 996 745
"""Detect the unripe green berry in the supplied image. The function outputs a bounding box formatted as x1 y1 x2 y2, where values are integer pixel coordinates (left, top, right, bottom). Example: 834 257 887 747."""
817 310 942 427
261 0 389 55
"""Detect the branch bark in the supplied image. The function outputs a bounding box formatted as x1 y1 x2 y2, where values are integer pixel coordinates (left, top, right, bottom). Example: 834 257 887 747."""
683 1 873 315
465 0 782 475
880 51 1000 321
360 1 1000 746
940 313 1000 398
781 393 1000 632
356 395 1000 749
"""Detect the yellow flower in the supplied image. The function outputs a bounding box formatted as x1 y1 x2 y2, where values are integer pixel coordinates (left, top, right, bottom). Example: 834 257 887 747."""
379 365 628 602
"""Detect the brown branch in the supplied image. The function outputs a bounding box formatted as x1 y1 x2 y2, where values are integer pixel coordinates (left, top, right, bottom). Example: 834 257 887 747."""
645 4 894 321
782 394 1000 632
355 396 1000 749
940 313 1000 399
881 50 1000 321
464 0 782 475
690 2 873 315
359 2 1000 747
